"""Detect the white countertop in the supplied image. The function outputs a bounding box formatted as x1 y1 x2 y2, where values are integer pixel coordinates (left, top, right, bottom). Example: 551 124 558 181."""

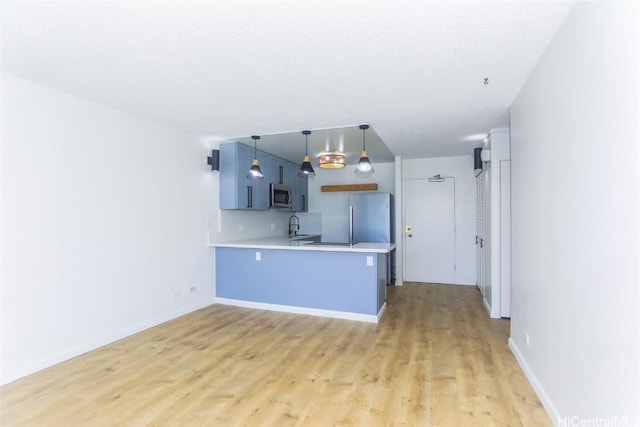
209 236 396 254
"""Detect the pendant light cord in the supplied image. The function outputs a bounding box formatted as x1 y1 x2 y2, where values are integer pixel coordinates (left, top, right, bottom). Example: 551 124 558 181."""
359 123 370 152
363 128 366 151
252 135 259 159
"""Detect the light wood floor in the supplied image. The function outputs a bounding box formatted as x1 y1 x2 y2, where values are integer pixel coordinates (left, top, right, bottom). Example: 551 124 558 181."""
0 283 550 426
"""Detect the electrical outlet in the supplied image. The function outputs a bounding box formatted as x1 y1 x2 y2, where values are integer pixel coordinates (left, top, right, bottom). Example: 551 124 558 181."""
270 222 276 230
524 332 531 346
239 224 244 232
366 256 373 266
255 251 261 261
189 286 197 293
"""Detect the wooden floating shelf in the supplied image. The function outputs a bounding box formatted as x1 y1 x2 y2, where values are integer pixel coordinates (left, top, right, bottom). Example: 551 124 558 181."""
321 183 378 192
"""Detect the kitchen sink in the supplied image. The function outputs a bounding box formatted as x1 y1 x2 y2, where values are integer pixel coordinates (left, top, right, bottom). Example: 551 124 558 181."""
288 234 319 241
309 242 353 247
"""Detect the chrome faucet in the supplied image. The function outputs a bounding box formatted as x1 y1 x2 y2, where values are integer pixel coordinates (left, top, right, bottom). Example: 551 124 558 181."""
288 215 300 236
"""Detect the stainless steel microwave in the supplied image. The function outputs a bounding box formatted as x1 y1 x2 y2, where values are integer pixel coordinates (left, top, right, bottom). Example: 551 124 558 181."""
270 183 292 208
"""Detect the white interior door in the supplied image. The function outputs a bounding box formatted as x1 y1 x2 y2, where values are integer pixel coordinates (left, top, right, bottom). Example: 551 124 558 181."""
404 178 455 284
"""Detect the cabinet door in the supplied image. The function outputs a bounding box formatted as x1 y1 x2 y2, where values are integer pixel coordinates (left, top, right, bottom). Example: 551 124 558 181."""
235 143 253 209
284 161 299 212
220 142 269 210
268 156 286 185
219 143 238 209
253 150 269 209
293 172 308 212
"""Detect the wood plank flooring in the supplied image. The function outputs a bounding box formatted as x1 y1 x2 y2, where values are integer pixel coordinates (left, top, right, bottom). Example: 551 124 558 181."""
0 283 551 426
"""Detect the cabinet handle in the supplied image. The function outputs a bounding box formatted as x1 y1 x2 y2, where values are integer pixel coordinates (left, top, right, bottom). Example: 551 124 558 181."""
247 186 253 208
480 238 484 248
302 195 306 211
279 166 284 184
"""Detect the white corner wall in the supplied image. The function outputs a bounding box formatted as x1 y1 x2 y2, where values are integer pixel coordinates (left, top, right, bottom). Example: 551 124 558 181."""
0 73 217 384
402 156 476 285
509 1 639 423
482 128 511 319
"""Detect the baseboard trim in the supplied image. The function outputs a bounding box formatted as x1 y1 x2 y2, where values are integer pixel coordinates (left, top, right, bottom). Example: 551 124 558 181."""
215 297 382 323
0 298 214 386
483 297 492 315
377 302 387 321
508 338 561 426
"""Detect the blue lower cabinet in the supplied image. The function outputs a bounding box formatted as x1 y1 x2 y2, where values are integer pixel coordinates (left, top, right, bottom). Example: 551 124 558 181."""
216 248 385 316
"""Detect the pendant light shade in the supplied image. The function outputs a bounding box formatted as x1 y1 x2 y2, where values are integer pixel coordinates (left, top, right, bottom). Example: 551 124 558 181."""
354 124 374 175
247 135 264 178
298 130 316 177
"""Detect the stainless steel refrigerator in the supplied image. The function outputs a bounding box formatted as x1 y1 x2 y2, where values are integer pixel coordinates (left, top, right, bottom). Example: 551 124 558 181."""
349 192 395 283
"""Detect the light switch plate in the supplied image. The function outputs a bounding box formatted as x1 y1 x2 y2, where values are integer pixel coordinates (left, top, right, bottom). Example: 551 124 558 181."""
366 256 373 266
255 251 261 261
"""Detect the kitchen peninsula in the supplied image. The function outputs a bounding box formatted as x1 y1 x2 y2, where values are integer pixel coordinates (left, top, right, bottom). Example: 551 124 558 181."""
210 237 395 323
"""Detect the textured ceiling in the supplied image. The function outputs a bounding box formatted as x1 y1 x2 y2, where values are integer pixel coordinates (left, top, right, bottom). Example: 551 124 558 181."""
1 0 574 160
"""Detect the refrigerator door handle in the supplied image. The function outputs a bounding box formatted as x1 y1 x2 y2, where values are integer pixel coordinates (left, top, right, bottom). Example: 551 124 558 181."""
349 205 354 246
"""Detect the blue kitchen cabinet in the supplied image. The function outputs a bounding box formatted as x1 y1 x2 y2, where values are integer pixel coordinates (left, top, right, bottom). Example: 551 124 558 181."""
280 160 309 212
268 155 286 186
269 157 307 212
219 142 269 210
293 172 308 212
219 142 309 211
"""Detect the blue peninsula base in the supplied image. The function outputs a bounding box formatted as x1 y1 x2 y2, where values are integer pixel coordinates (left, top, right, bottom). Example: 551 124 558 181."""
215 247 387 323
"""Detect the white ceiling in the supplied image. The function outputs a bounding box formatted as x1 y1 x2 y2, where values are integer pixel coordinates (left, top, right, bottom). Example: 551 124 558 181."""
1 0 575 162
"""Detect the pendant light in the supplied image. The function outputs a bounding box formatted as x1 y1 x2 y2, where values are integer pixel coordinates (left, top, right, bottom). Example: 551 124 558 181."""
247 135 264 178
318 152 347 169
298 130 316 177
354 123 374 175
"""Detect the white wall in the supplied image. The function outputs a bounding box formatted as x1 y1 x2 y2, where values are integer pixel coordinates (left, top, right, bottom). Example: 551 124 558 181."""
304 162 395 243
402 156 476 285
0 73 217 384
509 1 639 423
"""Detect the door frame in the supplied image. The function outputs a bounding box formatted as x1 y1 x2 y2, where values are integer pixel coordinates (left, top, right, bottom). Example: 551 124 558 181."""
402 176 457 284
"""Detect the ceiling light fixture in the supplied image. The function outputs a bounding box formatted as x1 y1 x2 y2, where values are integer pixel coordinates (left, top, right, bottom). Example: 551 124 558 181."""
247 135 264 179
298 130 316 177
354 123 374 175
318 152 346 169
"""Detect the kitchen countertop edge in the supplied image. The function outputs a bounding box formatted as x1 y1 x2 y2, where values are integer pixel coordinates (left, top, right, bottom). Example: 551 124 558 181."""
209 237 395 254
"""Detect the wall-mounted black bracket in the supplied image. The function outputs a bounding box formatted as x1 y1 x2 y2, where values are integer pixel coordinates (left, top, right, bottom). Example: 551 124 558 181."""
207 149 220 171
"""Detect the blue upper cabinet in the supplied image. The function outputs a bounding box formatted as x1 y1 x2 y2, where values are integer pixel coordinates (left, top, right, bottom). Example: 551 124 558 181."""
276 159 308 212
293 169 308 212
219 142 308 211
219 142 269 210
268 155 286 186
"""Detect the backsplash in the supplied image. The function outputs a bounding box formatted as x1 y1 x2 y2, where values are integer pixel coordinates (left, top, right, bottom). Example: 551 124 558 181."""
208 209 301 243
